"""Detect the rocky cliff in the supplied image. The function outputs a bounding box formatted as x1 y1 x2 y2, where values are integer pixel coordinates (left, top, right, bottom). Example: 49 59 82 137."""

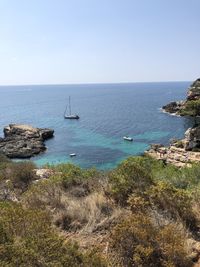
162 78 200 115
187 78 200 101
0 124 54 158
147 78 200 166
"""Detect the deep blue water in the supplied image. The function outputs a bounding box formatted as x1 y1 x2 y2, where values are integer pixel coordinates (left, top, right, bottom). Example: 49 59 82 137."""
0 82 194 169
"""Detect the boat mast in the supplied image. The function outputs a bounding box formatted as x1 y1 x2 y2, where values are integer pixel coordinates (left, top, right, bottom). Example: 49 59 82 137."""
64 103 68 117
69 96 71 115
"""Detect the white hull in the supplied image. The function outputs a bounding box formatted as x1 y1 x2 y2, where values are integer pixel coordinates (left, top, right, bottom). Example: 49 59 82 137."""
64 115 79 119
123 136 133 141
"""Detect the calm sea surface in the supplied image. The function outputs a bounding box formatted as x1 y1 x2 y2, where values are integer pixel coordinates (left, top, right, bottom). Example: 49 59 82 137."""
0 82 194 169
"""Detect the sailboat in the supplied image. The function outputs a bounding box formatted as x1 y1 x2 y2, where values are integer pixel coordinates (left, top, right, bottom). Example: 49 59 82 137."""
64 96 80 119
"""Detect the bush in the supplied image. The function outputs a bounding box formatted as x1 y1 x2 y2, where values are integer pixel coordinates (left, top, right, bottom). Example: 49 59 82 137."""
9 161 36 190
111 213 192 267
53 163 101 194
22 176 63 209
109 157 153 205
0 154 11 174
0 201 107 267
151 162 200 190
175 140 184 148
2 156 200 266
179 99 200 116
0 153 10 164
148 181 198 231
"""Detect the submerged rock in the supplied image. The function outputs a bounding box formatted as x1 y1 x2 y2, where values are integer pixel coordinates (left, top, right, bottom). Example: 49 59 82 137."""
0 124 54 158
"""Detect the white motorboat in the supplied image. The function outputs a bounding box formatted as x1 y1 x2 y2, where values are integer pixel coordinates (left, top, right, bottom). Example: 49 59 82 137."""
123 136 133 141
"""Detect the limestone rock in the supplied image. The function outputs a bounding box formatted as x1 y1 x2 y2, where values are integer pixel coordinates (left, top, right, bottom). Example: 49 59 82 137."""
0 180 18 202
149 144 163 151
146 124 200 166
187 78 200 101
162 78 200 115
0 124 54 158
162 101 184 114
34 168 61 181
149 78 200 166
184 125 200 151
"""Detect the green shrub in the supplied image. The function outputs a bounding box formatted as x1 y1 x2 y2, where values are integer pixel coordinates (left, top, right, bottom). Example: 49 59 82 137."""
152 162 200 190
22 176 62 209
9 161 36 190
175 140 184 148
0 154 11 173
0 153 10 164
53 163 101 192
179 99 200 116
0 201 106 267
2 156 200 266
148 181 198 231
109 157 153 205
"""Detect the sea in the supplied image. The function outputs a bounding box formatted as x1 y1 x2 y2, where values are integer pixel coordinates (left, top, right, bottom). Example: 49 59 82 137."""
0 82 195 170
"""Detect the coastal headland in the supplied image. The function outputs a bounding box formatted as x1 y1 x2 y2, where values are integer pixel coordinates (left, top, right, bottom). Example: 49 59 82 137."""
162 78 200 116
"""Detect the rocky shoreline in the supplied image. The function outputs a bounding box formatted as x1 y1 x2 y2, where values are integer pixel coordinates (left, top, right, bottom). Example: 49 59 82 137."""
147 78 200 167
162 100 185 114
147 125 200 167
0 124 54 158
146 140 200 168
162 78 200 115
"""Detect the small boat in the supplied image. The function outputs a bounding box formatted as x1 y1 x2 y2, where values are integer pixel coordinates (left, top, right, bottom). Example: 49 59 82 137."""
64 96 79 119
65 115 79 119
123 136 133 141
70 153 76 157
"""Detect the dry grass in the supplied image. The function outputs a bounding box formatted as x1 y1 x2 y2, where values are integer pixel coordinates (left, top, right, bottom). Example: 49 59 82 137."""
54 191 124 234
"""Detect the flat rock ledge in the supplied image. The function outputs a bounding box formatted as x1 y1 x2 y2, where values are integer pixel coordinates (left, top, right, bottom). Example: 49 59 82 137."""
0 124 54 158
146 145 200 167
146 125 200 167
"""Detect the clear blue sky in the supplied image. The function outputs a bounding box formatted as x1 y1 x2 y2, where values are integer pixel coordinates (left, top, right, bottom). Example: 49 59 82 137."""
0 0 199 85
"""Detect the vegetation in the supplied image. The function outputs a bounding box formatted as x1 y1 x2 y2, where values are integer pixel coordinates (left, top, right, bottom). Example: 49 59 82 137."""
111 213 191 267
174 140 184 148
179 99 200 116
1 156 200 266
109 157 154 205
0 201 106 267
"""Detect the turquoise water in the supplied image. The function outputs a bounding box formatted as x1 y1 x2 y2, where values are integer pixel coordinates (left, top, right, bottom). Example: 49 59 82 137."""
0 82 194 169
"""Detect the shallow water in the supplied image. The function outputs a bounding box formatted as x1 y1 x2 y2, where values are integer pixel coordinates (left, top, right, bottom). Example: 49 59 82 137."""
0 82 194 169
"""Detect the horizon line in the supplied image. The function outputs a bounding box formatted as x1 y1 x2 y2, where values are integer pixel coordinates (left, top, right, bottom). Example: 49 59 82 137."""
0 80 192 87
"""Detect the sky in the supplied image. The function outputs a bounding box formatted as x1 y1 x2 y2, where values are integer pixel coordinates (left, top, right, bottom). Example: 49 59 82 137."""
0 0 199 85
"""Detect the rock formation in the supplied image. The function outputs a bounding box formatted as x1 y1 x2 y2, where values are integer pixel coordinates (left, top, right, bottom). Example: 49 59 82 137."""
162 78 200 116
146 125 200 167
184 125 200 151
187 78 200 101
0 124 54 158
148 78 200 166
162 101 184 114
